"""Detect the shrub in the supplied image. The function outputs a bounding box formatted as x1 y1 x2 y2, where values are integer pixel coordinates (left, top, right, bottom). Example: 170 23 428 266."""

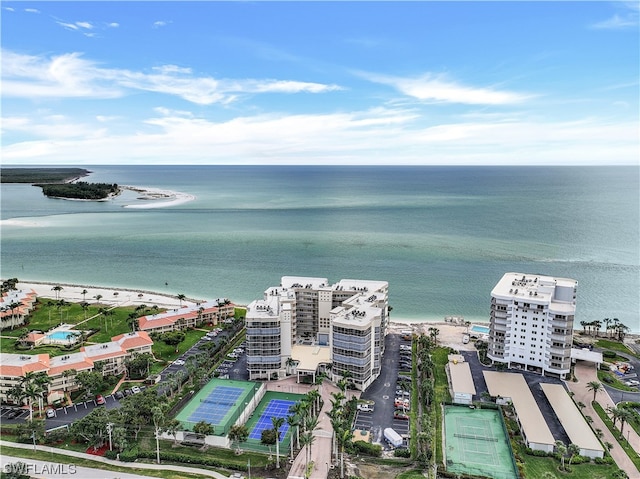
352 440 382 457
104 450 118 460
602 350 617 359
393 448 411 458
119 445 138 462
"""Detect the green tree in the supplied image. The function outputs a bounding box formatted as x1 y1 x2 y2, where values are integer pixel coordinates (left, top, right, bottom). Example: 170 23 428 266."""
164 418 182 445
228 424 249 453
586 381 603 402
193 420 214 436
567 443 580 466
272 416 285 468
555 440 567 471
70 407 110 450
261 428 277 456
51 285 63 300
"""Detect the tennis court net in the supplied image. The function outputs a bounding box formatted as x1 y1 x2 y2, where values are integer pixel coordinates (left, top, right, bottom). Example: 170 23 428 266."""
454 433 498 442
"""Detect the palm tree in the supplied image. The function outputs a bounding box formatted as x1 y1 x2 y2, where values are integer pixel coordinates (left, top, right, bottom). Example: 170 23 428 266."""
80 302 90 320
81 289 88 302
555 440 567 470
586 381 603 402
567 443 580 466
51 285 63 300
337 427 353 479
177 294 186 307
271 416 285 468
618 408 633 437
286 414 298 459
94 294 103 305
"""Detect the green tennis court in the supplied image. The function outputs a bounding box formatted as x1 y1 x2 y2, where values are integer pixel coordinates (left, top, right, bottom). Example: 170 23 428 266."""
444 406 518 479
175 378 260 435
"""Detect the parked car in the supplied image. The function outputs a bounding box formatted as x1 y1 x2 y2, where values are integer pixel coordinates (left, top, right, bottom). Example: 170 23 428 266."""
394 410 409 420
95 395 106 405
124 389 133 397
357 403 374 412
46 408 56 418
131 386 141 394
114 391 124 400
173 359 186 366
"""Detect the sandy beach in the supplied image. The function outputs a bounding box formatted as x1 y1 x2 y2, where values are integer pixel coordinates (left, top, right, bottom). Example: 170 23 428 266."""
16 281 197 310
121 186 196 209
13 280 480 350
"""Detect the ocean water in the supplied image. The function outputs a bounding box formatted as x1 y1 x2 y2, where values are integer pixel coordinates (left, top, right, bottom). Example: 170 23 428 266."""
1 165 638 332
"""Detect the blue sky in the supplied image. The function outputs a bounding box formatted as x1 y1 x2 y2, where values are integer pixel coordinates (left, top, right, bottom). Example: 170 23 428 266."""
2 1 638 165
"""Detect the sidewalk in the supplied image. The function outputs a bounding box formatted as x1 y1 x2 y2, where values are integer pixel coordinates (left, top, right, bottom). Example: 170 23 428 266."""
0 440 227 478
566 362 640 478
272 377 359 479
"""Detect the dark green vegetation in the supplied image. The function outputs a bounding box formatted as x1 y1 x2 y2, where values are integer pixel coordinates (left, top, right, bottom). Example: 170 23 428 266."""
37 181 119 200
1 167 90 183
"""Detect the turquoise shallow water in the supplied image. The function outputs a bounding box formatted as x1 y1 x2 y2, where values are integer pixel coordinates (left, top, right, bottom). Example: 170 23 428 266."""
1 165 638 331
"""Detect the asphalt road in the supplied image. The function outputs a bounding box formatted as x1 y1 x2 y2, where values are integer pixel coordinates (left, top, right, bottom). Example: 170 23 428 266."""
359 333 411 447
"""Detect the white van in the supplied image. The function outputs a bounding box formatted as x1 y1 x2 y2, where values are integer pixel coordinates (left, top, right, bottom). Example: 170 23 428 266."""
462 334 470 344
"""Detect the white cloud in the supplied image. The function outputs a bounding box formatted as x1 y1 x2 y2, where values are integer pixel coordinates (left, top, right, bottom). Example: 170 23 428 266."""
3 7 15 12
57 21 79 31
590 13 638 29
24 8 40 14
1 50 343 104
76 21 94 29
2 108 637 166
107 22 119 28
1 51 122 99
364 72 530 105
153 20 170 28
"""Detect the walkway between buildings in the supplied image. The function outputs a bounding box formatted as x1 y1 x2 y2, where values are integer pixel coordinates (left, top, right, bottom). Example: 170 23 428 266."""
0 440 227 478
268 376 360 479
566 362 639 478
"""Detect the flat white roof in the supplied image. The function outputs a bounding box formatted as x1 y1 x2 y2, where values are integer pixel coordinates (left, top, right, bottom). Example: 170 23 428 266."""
571 348 603 363
281 276 329 289
449 361 476 396
540 383 603 454
483 371 555 447
291 345 331 372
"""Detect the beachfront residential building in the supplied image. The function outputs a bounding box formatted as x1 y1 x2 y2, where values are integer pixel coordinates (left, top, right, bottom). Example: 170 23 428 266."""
137 299 235 333
0 288 37 330
245 276 389 390
487 272 577 378
0 331 153 405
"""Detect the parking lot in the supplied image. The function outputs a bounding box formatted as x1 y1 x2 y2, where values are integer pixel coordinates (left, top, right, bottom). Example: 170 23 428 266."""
357 333 411 448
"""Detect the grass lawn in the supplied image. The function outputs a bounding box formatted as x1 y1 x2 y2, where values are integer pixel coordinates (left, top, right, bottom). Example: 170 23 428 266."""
431 347 451 466
597 370 637 392
147 438 269 468
595 339 637 358
152 329 206 362
592 401 640 471
521 453 623 479
0 445 209 479
395 469 427 479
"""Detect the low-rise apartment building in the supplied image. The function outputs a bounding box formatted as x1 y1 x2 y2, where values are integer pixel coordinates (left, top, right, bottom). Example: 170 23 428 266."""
0 288 37 330
0 331 153 405
488 272 577 378
138 299 235 333
245 276 389 390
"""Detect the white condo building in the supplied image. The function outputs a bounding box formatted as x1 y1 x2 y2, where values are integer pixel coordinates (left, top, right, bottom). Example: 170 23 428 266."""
488 272 577 378
245 276 389 390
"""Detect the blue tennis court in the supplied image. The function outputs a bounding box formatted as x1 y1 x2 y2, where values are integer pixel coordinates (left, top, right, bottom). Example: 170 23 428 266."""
188 386 244 425
248 399 296 441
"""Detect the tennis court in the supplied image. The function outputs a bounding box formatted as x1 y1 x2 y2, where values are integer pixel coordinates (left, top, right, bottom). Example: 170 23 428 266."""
444 405 518 479
175 378 260 435
243 390 306 452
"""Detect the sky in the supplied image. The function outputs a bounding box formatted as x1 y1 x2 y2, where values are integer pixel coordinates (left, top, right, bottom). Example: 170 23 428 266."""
2 1 639 166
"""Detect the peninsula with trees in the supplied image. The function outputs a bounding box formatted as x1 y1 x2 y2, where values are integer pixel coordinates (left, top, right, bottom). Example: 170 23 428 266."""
1 167 119 200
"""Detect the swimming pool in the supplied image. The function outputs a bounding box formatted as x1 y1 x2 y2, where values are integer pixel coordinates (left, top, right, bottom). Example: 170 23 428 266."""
470 324 490 335
46 331 79 341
